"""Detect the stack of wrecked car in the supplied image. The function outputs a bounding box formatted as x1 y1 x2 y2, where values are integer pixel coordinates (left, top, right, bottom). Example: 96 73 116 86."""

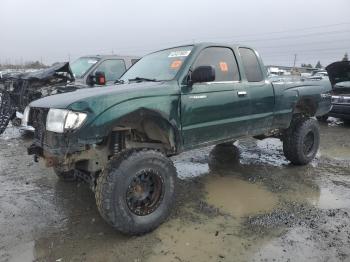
0 63 74 134
0 55 139 134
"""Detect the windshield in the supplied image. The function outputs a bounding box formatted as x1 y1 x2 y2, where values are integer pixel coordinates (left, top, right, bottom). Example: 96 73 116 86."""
70 57 100 78
120 46 193 82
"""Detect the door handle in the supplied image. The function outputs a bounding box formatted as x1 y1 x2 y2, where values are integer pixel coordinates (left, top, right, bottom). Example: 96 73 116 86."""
237 91 247 97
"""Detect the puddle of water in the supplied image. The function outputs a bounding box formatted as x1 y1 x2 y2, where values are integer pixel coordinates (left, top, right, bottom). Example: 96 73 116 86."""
251 227 326 262
148 217 250 262
320 146 350 160
319 123 350 160
204 176 278 217
314 187 350 209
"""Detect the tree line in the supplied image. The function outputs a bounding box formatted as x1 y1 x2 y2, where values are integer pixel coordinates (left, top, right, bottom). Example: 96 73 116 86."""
301 53 348 69
0 61 48 70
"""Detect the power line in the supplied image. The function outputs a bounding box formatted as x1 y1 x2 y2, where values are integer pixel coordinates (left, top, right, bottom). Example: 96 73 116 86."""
109 31 350 55
255 38 350 49
110 22 350 54
262 50 348 58
202 22 350 41
261 46 349 54
235 29 350 43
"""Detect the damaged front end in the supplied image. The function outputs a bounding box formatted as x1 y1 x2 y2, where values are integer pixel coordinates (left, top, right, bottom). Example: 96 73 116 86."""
0 63 75 134
326 61 350 120
26 105 109 175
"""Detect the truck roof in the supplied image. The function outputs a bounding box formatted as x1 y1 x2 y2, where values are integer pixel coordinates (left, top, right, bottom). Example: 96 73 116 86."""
151 42 256 53
79 55 141 60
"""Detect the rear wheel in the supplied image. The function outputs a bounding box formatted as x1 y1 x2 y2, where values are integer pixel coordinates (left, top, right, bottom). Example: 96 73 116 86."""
283 117 320 165
95 149 177 235
208 143 240 171
0 91 14 135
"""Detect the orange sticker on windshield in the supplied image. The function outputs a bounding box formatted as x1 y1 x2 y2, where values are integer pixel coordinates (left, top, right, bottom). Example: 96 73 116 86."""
171 60 182 69
219 62 228 72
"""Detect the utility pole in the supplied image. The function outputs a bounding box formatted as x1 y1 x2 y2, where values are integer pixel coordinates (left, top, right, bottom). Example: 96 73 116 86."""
293 54 297 68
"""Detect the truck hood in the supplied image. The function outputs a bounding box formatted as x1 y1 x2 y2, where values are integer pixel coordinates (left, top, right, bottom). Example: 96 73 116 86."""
10 62 74 82
29 81 178 112
326 61 350 87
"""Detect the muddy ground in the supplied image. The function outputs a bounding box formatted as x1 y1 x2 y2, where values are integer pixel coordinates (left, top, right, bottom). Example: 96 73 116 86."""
0 119 350 262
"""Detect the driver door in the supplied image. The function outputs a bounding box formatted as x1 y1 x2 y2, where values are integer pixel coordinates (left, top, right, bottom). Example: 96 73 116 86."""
181 47 251 148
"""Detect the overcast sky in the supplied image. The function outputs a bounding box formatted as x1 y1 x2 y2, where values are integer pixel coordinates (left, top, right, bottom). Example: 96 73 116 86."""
1 0 349 67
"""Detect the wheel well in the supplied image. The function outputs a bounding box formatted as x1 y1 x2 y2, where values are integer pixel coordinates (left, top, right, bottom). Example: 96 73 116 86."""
109 109 180 155
294 98 317 116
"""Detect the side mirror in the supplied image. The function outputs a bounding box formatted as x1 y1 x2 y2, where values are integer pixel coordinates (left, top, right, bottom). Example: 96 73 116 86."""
190 66 215 85
90 71 106 86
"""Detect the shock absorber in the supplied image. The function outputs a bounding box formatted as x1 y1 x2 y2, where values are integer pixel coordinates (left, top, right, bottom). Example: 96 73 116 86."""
112 131 126 155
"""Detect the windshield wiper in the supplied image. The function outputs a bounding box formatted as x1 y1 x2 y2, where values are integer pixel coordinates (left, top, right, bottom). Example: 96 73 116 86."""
114 79 125 85
128 77 159 82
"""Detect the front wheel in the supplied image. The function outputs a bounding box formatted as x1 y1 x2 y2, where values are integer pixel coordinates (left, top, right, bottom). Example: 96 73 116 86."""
95 149 177 235
283 117 320 165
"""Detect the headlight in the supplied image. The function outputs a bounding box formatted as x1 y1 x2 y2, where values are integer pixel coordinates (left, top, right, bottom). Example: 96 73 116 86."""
46 109 87 133
22 106 30 126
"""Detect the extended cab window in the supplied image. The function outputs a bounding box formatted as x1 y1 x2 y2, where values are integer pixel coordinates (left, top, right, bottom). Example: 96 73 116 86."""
94 59 126 82
193 47 240 82
239 48 263 82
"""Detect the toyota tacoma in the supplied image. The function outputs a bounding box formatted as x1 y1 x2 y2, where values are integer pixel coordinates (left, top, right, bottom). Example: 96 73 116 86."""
25 43 332 235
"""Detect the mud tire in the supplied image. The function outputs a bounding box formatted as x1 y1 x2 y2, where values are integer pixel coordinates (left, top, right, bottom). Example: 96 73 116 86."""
283 117 320 165
95 149 177 235
54 168 77 182
0 91 14 135
208 143 240 171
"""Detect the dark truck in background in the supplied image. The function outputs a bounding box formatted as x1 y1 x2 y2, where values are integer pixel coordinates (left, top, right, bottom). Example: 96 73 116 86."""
25 43 332 235
0 55 140 134
317 61 350 123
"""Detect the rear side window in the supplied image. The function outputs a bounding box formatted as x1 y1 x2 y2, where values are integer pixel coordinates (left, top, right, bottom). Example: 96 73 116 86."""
94 59 126 82
239 48 263 82
193 47 240 82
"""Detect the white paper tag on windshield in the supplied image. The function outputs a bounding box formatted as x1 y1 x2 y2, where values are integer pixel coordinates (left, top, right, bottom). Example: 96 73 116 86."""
88 60 98 64
168 50 191 58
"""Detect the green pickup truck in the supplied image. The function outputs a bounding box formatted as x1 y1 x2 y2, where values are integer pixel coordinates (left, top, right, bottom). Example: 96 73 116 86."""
25 43 332 235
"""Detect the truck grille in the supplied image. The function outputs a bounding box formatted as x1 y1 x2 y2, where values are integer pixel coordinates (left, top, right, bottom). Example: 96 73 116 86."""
332 95 350 104
29 107 49 146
